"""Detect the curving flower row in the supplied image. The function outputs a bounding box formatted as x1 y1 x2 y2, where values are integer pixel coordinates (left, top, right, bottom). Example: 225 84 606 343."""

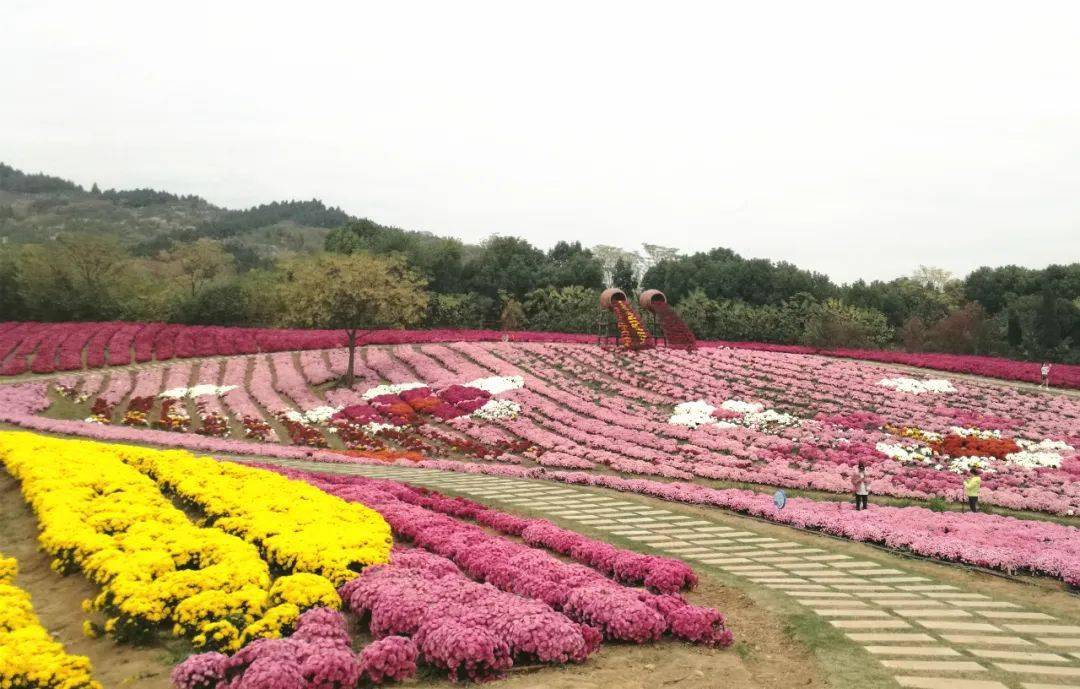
0 552 102 689
0 432 281 652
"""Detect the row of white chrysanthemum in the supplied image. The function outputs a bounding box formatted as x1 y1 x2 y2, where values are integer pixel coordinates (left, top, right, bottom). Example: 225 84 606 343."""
668 399 801 431
877 377 957 394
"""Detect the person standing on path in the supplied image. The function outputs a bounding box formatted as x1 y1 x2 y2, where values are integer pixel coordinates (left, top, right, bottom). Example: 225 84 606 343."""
852 462 869 511
1041 362 1052 388
964 467 982 513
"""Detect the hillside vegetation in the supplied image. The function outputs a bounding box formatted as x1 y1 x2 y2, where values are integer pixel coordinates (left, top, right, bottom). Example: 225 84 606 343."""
1 162 1077 363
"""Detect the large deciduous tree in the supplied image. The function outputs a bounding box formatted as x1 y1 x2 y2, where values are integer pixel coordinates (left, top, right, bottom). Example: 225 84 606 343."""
279 252 428 386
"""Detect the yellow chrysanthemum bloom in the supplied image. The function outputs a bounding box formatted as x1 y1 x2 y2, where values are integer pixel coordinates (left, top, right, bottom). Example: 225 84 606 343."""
0 551 102 689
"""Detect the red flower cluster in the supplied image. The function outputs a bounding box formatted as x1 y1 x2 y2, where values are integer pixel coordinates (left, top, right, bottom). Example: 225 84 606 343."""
931 434 1020 460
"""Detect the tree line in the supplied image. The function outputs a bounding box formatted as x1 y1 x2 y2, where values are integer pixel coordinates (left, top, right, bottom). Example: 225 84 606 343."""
1 227 1076 363
0 162 1076 362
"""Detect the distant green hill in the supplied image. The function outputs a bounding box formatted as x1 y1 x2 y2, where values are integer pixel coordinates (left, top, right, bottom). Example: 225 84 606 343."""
0 162 352 266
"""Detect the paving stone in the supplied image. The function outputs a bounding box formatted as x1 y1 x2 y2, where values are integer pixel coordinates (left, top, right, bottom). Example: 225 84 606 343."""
925 592 988 600
836 585 896 592
943 635 1033 647
900 585 958 592
690 537 741 546
918 621 1002 632
791 591 851 598
865 646 961 656
1019 683 1080 689
831 619 911 629
1005 625 1080 635
804 554 852 561
813 609 892 618
882 660 986 672
609 529 652 536
720 565 779 573
747 556 805 563
876 577 933 583
949 601 1020 609
737 537 781 543
711 546 766 553
894 678 1007 689
1037 638 1080 649
894 609 972 618
859 593 926 600
847 633 936 643
800 599 868 607
678 520 714 526
829 560 879 569
772 585 830 591
577 519 616 525
696 557 753 565
693 526 736 533
883 600 947 609
660 547 715 555
808 575 869 583
856 569 908 576
978 611 1056 621
617 517 658 524
994 664 1080 677
969 650 1069 662
755 542 797 550
746 577 807 584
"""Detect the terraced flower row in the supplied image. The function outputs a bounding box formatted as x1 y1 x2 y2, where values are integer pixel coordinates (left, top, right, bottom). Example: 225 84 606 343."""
0 432 391 653
0 552 101 689
0 433 730 685
4 339 1080 518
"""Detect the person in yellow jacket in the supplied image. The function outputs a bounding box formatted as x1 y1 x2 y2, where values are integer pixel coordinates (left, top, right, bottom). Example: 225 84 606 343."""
964 467 982 513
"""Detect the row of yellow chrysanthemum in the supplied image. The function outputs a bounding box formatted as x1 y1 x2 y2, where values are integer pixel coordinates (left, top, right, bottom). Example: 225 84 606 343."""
0 431 392 655
0 553 102 689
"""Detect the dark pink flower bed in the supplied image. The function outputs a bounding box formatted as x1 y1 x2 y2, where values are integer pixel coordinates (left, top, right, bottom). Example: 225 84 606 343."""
2 320 1076 389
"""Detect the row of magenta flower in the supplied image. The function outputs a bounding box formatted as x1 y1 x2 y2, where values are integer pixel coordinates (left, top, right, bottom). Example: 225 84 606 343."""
0 430 729 689
31 336 1080 514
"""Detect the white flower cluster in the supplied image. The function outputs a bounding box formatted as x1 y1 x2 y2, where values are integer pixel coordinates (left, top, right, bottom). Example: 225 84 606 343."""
947 455 994 474
875 441 936 466
465 375 525 396
950 426 1001 439
668 400 719 429
159 384 237 399
284 405 341 425
472 399 521 421
361 382 428 400
719 400 764 414
668 399 800 431
1004 438 1075 469
877 377 956 394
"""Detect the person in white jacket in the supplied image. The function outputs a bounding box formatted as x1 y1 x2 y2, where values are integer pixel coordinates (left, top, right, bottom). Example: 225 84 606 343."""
852 462 869 511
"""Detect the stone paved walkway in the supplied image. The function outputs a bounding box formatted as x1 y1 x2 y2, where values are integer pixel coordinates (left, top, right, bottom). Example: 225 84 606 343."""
245 459 1080 689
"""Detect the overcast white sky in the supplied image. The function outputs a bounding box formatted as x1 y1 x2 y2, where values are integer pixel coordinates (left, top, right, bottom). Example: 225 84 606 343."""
2 1 1078 283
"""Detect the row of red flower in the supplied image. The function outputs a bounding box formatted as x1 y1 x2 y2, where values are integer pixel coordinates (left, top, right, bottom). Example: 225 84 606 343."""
5 320 1078 388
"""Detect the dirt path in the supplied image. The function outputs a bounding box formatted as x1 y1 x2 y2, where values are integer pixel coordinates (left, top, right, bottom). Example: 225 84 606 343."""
249 458 1080 689
0 471 177 689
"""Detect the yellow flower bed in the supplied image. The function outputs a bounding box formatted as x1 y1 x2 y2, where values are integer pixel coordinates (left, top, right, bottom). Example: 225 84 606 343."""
116 447 392 586
0 432 278 651
0 552 102 689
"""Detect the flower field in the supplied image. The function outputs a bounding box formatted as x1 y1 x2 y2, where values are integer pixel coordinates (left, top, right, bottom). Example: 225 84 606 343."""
0 552 101 689
2 338 1078 588
2 320 1079 389
0 432 729 687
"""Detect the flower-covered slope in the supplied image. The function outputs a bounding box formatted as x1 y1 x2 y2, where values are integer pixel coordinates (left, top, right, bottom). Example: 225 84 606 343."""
5 341 1077 515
